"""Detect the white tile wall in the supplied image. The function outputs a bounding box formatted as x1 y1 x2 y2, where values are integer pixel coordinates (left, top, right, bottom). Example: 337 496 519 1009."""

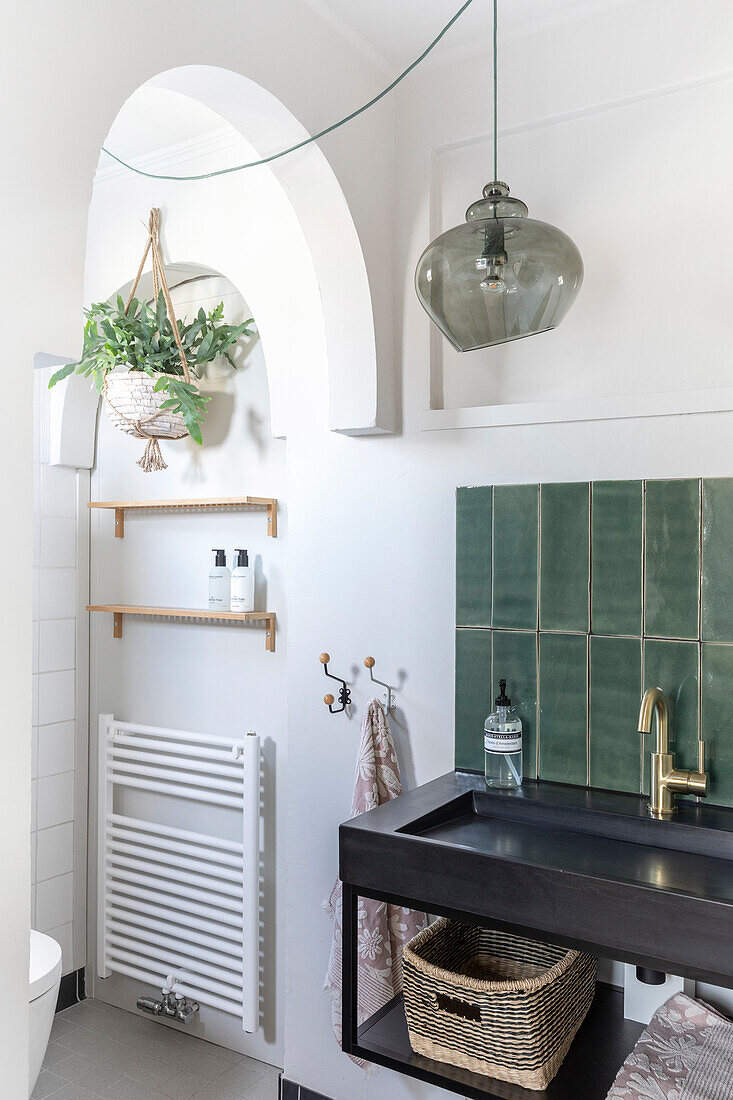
41 464 77 518
38 722 75 777
36 823 74 881
45 922 73 973
31 673 39 726
36 872 74 931
32 369 80 976
38 670 75 726
39 619 75 672
37 772 75 830
39 568 76 619
40 517 76 569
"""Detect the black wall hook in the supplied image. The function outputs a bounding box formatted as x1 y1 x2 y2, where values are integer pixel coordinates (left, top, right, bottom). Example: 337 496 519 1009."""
319 652 352 714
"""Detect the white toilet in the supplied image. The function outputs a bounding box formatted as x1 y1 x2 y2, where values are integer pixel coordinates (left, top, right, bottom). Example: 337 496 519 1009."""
29 930 62 1095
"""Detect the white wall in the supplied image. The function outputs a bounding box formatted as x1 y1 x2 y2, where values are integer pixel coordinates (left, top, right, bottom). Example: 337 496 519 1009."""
2 0 392 1092
283 3 733 1098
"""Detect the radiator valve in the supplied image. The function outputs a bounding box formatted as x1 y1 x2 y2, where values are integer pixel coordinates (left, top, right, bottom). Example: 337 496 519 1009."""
136 987 199 1025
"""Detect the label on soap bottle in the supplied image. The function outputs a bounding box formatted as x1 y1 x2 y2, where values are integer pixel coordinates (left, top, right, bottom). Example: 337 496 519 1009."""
484 730 522 755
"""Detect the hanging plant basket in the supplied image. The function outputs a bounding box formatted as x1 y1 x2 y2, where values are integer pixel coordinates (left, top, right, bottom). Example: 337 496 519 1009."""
104 372 187 441
49 208 253 472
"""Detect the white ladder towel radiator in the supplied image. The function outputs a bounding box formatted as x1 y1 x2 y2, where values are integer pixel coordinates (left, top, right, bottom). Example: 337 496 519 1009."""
97 714 260 1033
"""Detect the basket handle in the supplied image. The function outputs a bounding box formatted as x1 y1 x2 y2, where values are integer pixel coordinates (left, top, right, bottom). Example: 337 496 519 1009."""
435 993 481 1022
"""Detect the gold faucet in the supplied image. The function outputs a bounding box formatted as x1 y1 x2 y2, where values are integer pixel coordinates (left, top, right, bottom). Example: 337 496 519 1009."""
638 687 708 816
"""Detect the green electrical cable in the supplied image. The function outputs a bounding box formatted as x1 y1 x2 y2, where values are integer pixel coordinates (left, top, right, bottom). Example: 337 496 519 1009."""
101 0 477 182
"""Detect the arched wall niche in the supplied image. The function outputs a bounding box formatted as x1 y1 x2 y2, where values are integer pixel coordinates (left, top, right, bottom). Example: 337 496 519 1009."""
51 64 390 469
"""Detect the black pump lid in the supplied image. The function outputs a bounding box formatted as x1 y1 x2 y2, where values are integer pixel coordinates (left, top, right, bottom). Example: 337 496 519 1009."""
212 549 226 567
234 549 249 568
495 679 511 707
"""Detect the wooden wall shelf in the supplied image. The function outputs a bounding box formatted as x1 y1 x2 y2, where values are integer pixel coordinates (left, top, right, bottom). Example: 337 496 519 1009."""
87 604 276 652
88 497 278 538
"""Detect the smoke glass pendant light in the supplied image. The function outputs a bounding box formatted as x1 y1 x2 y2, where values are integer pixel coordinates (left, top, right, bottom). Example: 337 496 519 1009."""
415 0 583 353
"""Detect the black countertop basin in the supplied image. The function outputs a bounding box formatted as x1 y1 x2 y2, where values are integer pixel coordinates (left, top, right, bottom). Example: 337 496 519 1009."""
340 771 733 986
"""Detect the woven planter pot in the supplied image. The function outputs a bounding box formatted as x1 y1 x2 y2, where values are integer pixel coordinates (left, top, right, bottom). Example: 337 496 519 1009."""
104 371 188 440
403 919 596 1091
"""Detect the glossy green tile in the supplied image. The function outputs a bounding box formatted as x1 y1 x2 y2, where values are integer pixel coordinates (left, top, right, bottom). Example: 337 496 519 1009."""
643 640 699 797
455 629 492 772
492 630 538 779
702 479 733 642
539 633 588 786
539 483 590 632
591 480 642 636
492 484 538 630
644 479 700 640
456 487 492 627
701 644 733 807
589 636 642 793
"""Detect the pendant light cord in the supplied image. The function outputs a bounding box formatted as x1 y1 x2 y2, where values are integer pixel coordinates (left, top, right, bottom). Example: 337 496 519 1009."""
493 0 498 180
101 0 477 182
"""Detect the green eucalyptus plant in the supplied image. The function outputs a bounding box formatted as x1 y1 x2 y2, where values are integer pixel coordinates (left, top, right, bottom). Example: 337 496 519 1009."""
49 291 254 445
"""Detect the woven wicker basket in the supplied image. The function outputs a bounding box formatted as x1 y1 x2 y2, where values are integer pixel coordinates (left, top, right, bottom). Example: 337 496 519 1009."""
403 919 596 1091
104 371 187 440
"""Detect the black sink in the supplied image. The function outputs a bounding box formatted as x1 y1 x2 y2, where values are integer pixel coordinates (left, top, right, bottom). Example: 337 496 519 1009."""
403 783 733 857
340 771 733 986
399 786 733 903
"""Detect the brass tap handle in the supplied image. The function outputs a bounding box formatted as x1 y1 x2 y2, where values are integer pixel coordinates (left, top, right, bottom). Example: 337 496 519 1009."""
685 739 709 798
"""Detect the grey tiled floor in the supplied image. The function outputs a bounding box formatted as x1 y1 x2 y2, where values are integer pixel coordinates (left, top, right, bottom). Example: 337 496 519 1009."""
33 998 280 1100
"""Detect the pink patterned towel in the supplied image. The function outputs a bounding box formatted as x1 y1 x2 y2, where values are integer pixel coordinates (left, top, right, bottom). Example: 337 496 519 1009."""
324 699 427 1069
607 993 733 1099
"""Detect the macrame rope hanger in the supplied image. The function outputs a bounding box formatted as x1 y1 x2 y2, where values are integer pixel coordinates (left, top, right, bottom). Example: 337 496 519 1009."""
104 208 192 472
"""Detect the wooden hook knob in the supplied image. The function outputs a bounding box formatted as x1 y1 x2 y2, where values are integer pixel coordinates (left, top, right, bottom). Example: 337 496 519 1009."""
324 694 335 706
319 652 330 664
364 657 375 668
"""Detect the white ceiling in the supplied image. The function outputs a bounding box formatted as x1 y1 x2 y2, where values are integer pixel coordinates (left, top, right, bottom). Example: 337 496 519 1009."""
303 0 636 71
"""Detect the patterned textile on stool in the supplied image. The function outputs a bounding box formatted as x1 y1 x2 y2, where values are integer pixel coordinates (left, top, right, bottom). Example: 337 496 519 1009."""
607 993 733 1099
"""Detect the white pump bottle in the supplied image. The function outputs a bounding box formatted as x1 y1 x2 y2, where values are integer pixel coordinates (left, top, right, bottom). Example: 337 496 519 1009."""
208 549 231 611
231 548 255 613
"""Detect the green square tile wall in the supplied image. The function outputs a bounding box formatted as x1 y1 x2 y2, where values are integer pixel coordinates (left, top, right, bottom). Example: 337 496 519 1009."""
455 479 733 807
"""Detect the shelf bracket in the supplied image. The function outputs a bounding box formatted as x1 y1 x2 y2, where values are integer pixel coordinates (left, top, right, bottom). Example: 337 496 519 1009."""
265 613 276 652
113 611 123 639
114 508 125 539
267 501 277 538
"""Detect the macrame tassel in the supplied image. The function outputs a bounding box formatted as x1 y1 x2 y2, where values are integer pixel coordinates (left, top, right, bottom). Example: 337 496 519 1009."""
137 437 168 472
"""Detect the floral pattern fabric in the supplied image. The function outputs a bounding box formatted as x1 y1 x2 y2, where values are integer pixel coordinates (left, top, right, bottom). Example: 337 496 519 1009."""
324 699 428 1070
608 993 733 1099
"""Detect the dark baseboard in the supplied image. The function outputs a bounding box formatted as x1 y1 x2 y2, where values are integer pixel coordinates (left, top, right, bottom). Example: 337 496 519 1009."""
279 1076 332 1100
55 967 86 1012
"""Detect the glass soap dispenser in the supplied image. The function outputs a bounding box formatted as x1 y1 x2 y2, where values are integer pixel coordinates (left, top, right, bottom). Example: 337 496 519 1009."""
484 679 523 789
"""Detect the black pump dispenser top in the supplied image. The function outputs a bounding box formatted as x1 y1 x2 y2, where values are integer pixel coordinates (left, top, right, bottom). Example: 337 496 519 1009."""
495 679 511 707
213 549 226 567
234 549 249 568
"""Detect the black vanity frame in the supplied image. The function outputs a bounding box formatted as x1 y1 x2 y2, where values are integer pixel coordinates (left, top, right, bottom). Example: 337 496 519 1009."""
339 771 733 1099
